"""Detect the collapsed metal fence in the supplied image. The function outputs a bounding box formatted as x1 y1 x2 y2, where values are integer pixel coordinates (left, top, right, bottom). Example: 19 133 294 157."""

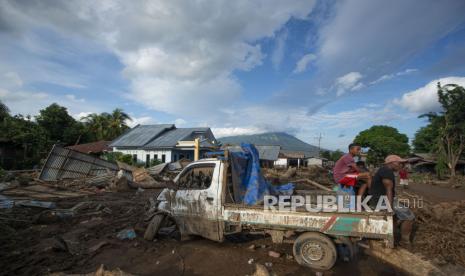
39 145 132 181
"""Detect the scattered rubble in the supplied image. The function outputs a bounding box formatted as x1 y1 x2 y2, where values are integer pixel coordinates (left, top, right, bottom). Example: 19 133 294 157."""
116 228 137 240
263 165 333 189
252 264 270 276
268 250 281 258
407 197 465 267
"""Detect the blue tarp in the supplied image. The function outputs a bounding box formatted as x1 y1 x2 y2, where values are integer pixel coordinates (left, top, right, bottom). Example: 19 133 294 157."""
230 143 294 205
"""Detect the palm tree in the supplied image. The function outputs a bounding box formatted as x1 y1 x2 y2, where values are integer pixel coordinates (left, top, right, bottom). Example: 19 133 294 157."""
108 108 132 139
83 113 111 141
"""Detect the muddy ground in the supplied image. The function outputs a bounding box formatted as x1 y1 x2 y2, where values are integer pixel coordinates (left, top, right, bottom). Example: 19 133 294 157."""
1 167 464 276
1 189 404 276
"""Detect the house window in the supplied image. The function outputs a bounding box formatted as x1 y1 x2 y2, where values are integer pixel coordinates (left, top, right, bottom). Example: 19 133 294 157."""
179 154 185 160
173 154 177 162
154 154 158 160
162 154 166 163
146 154 150 167
132 154 137 163
186 153 190 160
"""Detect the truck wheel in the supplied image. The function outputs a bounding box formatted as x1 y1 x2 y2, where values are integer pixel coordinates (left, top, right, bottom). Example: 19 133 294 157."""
144 214 165 241
293 232 337 270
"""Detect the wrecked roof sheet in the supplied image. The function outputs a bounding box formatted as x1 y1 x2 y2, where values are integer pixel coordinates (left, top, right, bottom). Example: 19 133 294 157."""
223 145 280 161
39 145 122 181
279 150 306 159
144 128 209 148
256 145 280 161
66 140 111 154
109 124 175 148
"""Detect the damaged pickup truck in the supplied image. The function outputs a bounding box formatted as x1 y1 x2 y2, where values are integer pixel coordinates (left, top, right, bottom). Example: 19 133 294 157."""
145 148 394 271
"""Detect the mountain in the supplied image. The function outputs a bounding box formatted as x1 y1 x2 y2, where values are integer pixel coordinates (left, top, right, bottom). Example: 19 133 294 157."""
218 132 320 157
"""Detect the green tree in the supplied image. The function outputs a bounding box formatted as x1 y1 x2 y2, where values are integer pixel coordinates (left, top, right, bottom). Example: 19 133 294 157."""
330 150 344 162
108 108 131 139
354 125 410 165
320 150 331 160
422 83 465 178
0 114 49 168
0 100 9 121
83 113 110 141
83 109 131 141
412 122 440 153
36 103 78 144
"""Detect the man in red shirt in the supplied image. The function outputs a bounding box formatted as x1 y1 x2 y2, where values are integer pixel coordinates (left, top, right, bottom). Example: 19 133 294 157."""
399 166 409 188
333 143 371 195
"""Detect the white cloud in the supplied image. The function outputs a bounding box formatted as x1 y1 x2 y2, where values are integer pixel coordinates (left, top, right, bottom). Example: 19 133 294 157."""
0 0 317 118
174 118 187 126
74 112 93 120
310 0 465 97
293 53 316 74
394 76 465 113
0 74 100 117
1 90 97 117
370 68 418 85
212 127 266 138
127 116 156 128
209 103 404 149
271 29 288 70
334 72 363 96
65 94 85 103
2 72 23 87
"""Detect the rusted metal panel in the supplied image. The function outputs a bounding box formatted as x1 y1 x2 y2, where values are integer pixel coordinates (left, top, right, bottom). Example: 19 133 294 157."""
39 145 133 181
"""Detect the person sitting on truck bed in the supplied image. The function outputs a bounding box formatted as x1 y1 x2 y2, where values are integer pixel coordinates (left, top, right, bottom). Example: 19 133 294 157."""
333 143 371 195
369 155 415 247
355 160 370 196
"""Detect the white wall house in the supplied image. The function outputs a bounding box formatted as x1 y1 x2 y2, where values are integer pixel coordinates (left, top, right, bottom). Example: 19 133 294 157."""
110 124 218 165
306 157 328 167
273 151 306 168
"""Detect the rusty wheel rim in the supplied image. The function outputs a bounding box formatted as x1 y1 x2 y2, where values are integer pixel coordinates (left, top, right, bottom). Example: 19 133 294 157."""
301 241 325 262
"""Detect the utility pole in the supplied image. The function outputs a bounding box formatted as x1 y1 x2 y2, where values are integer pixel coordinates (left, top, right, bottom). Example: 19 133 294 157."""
314 133 322 157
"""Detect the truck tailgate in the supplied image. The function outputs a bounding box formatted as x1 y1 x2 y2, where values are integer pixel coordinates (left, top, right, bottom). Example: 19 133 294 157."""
222 204 394 247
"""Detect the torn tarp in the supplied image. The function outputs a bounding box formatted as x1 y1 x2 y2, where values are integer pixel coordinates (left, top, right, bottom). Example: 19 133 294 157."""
230 143 294 205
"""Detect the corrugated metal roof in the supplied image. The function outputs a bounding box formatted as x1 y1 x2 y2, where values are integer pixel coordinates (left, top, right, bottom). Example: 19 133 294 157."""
109 124 174 147
219 132 319 158
256 145 280 161
144 127 209 148
66 140 111 154
279 150 306 159
223 145 280 161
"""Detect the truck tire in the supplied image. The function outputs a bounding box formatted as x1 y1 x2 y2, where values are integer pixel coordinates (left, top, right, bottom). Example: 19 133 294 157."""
293 232 337 270
144 214 165 241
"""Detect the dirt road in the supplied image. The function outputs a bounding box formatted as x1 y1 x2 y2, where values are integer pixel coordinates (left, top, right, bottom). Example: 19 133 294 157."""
405 182 465 203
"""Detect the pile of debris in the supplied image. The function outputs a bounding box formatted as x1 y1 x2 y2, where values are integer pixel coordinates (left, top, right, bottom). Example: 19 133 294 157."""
263 165 333 190
399 191 465 267
0 146 170 274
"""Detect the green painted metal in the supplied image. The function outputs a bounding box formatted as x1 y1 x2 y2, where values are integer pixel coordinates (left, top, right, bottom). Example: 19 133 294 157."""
331 217 361 232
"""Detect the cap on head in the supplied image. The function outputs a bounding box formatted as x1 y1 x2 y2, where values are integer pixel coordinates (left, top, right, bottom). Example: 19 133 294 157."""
384 155 408 164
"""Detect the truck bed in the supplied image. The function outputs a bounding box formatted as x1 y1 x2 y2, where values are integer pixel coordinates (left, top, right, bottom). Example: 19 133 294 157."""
222 203 394 247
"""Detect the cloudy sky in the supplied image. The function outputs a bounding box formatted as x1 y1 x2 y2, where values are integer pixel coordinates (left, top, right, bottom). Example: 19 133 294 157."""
1 0 465 150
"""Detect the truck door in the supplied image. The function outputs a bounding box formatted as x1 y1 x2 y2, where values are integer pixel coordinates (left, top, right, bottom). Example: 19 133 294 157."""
171 161 221 241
